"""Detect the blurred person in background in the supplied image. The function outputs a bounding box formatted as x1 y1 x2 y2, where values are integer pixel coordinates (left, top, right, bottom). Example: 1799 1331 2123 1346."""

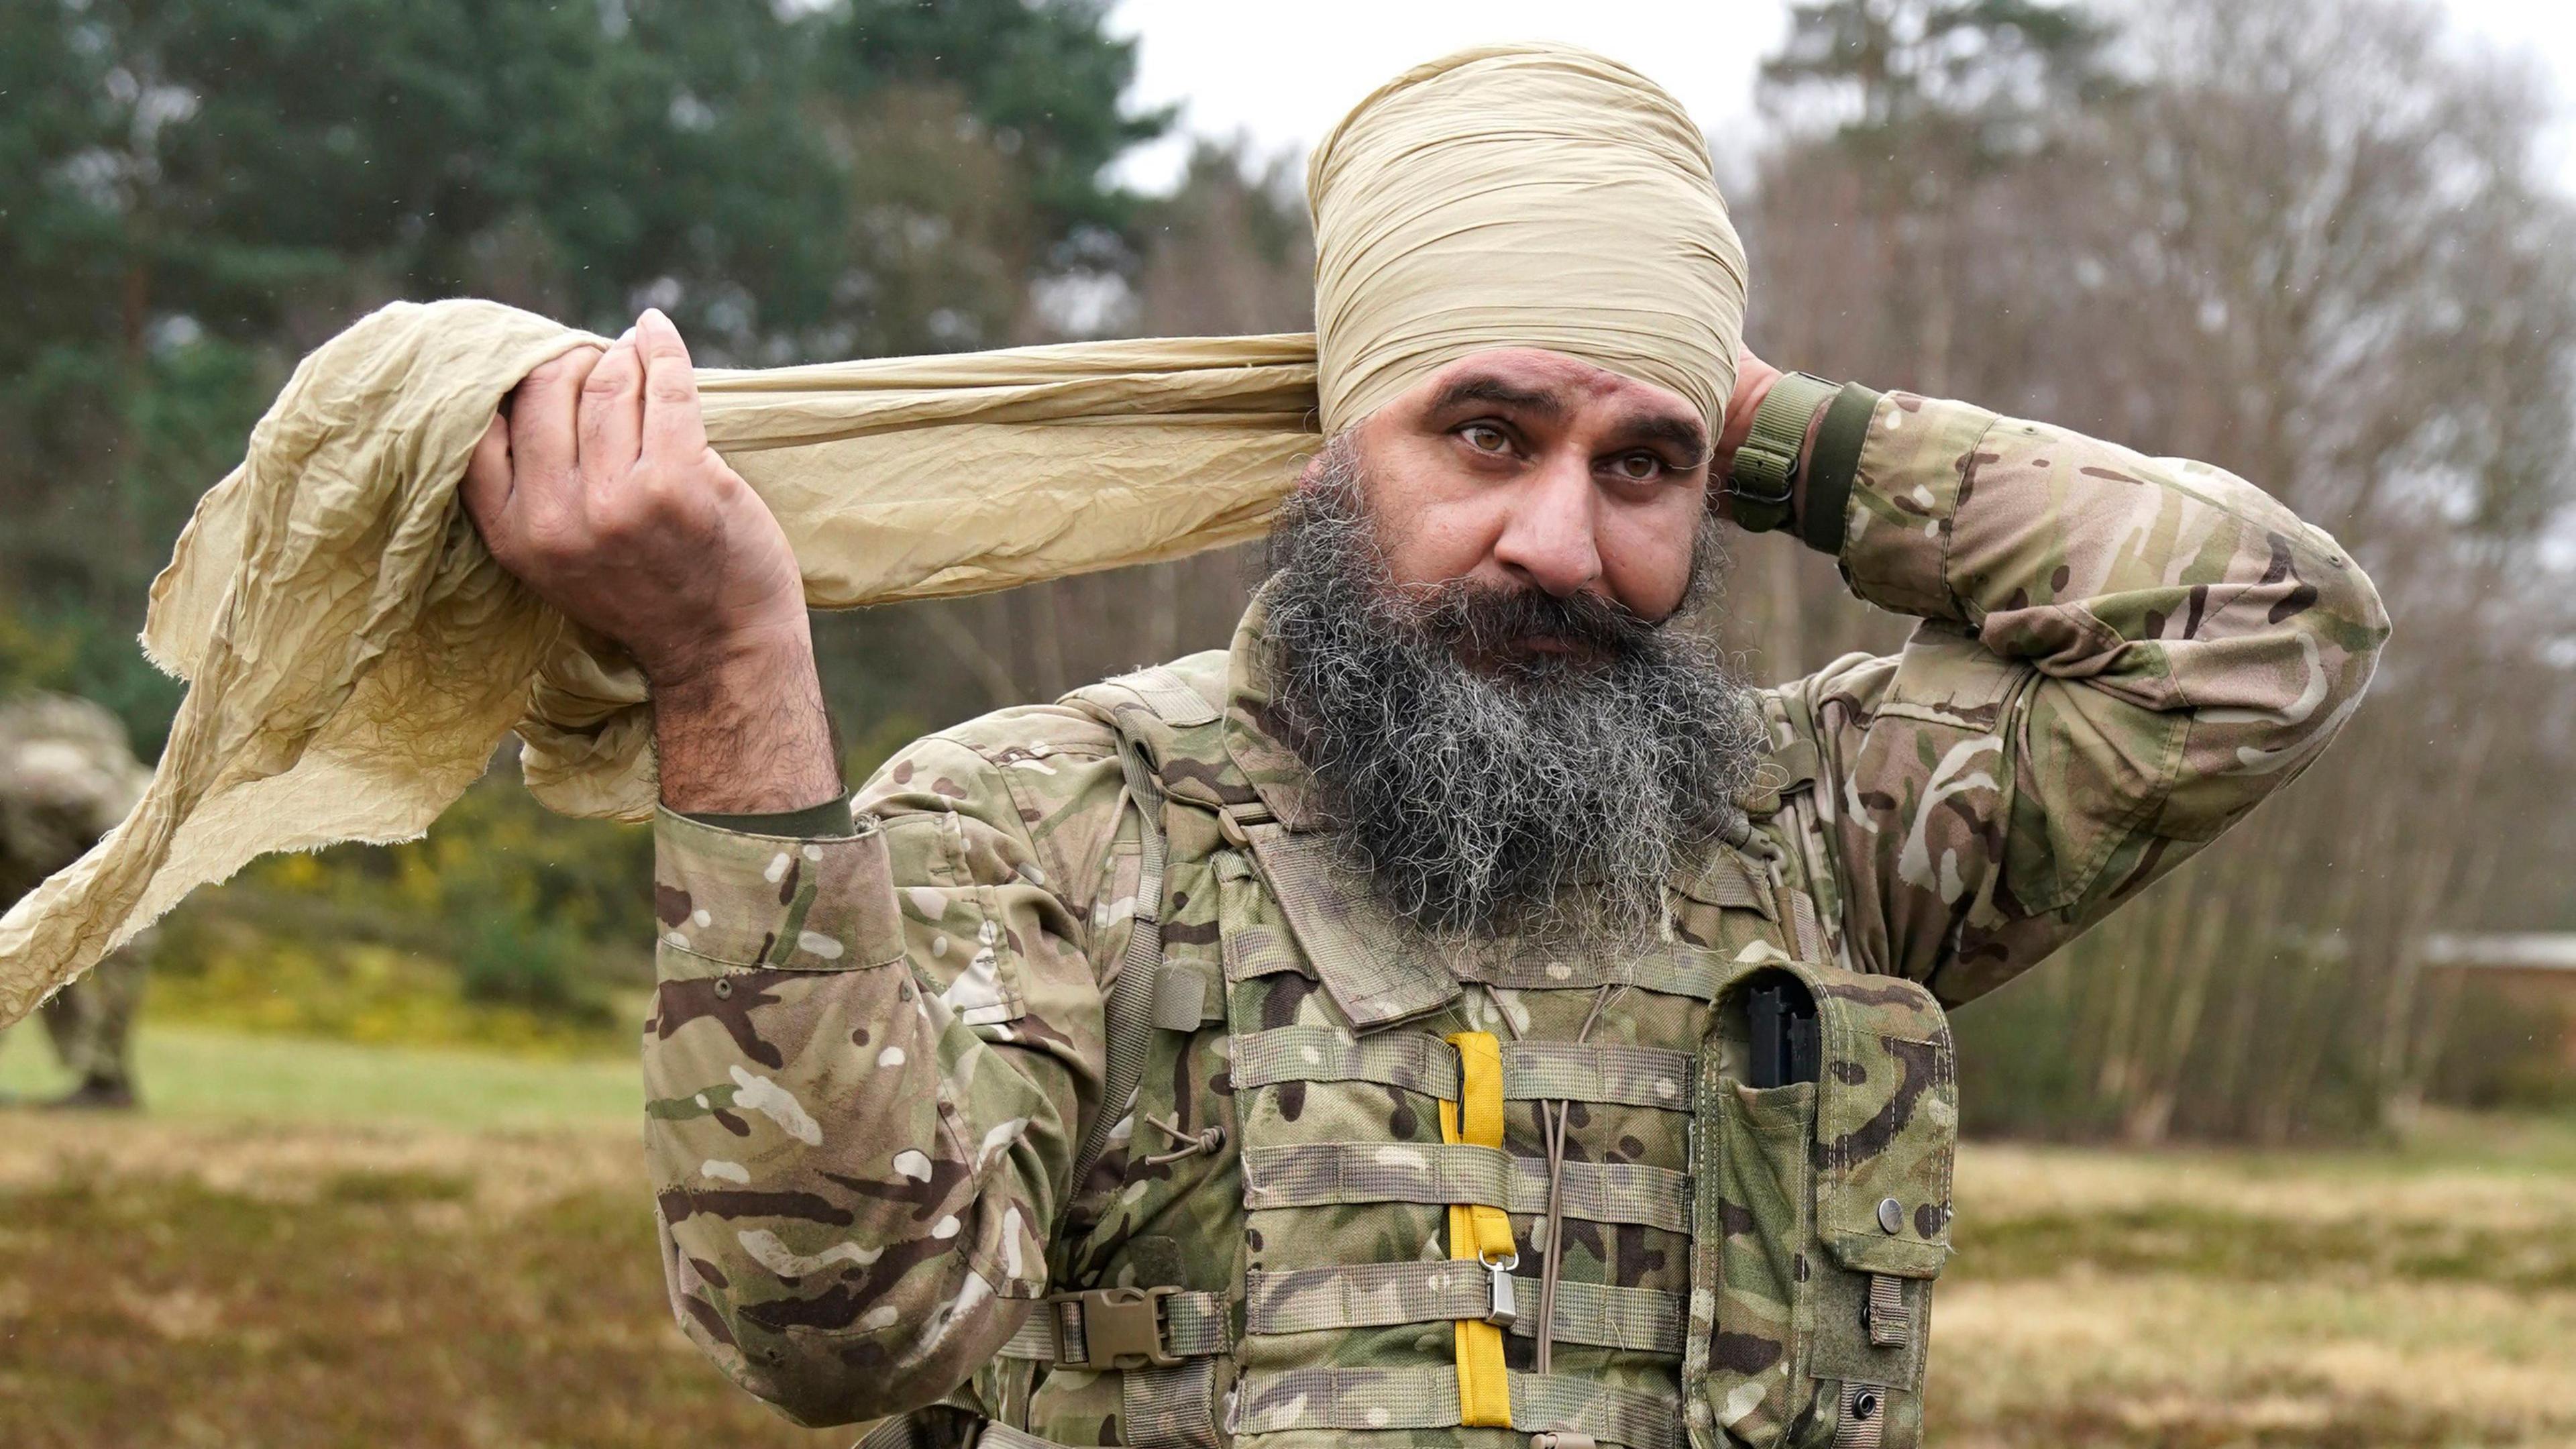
0 692 154 1110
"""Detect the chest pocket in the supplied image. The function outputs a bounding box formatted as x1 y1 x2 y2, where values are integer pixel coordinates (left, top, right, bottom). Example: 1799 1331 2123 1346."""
1685 961 1955 1449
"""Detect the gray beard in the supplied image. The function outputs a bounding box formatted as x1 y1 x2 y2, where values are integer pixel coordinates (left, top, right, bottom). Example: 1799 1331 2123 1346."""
1260 433 1766 953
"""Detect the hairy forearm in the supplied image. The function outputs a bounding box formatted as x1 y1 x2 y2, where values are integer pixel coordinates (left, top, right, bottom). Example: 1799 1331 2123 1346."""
649 619 843 814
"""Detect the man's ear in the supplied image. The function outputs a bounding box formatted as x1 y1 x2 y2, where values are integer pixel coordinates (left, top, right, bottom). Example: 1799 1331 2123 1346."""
1298 425 1370 492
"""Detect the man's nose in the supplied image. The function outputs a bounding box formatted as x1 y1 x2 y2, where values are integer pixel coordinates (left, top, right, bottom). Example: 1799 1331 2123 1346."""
1489 453 1603 598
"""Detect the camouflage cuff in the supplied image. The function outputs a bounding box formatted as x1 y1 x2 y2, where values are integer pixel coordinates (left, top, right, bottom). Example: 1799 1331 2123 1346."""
1835 394 1999 621
652 806 908 971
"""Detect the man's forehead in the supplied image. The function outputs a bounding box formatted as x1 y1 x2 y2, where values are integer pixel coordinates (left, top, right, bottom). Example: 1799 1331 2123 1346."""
1401 347 1710 456
1417 348 1700 419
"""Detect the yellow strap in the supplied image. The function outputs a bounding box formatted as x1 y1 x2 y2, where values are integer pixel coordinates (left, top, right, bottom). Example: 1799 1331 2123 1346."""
1440 1030 1515 1428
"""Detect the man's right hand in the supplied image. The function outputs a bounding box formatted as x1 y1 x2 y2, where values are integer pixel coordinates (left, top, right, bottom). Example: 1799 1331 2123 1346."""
464 309 843 815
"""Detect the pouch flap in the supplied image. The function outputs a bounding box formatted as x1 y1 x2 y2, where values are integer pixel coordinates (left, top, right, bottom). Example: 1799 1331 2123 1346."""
1240 822 1460 1031
1783 961 1955 1279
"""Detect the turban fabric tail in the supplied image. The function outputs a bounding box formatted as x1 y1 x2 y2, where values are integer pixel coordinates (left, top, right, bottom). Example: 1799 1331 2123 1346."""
0 42 1745 1023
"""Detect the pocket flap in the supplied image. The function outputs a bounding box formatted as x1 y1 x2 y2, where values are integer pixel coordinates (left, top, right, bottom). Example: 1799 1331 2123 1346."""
1784 963 1956 1279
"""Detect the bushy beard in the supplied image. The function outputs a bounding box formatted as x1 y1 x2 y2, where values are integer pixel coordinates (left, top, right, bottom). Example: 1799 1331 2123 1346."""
1260 434 1765 953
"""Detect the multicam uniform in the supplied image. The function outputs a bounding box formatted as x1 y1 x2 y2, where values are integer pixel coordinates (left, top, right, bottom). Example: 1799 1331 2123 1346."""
0 694 154 1097
642 391 2387 1449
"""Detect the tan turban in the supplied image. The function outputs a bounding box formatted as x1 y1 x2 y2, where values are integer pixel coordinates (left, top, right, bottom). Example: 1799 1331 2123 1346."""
1312 44 1745 431
0 42 1746 1022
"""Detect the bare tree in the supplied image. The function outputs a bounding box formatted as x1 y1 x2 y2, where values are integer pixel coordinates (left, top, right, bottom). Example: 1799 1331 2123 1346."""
1748 0 2576 1141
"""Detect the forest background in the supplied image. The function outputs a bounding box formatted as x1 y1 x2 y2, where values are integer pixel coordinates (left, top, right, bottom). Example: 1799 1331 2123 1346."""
3 0 2573 1144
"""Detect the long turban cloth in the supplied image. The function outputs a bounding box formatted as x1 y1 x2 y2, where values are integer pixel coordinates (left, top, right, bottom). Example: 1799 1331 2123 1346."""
0 42 1746 1023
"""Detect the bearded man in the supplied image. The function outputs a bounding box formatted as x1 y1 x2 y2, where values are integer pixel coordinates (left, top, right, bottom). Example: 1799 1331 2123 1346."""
466 46 2382 1449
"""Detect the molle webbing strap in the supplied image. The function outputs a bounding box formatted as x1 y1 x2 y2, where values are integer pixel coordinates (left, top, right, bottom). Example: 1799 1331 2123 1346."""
1112 665 1224 729
1452 953 1731 1002
1786 883 1825 963
1151 959 1223 1030
1234 1366 1684 1449
1866 1273 1911 1349
1670 845 1774 912
1069 739 1169 1190
1440 1030 1515 1428
1230 1026 1695 1112
1124 1358 1222 1449
1832 1381 1889 1449
849 1410 933 1449
1240 1142 1691 1234
975 1421 1075 1449
1244 1262 1684 1354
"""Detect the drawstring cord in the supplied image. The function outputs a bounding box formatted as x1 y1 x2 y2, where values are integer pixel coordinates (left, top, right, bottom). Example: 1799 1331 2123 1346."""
1748 831 1825 961
1537 982 1623 1375
1138 1110 1225 1167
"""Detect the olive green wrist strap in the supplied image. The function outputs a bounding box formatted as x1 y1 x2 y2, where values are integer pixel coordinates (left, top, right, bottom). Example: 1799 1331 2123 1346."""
1725 372 1881 553
1799 381 1880 557
1725 370 1837 535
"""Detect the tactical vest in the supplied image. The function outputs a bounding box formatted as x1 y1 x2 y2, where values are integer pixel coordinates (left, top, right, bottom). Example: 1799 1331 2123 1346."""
875 655 1957 1449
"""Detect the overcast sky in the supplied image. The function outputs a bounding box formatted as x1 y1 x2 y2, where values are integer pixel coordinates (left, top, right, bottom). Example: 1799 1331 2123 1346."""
1106 0 2576 195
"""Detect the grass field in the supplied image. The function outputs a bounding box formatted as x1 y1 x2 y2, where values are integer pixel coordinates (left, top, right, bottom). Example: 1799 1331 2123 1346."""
3 1027 2573 1448
0 1020 639 1126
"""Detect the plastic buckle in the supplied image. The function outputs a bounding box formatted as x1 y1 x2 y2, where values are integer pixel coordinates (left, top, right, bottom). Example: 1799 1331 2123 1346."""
1051 1285 1182 1371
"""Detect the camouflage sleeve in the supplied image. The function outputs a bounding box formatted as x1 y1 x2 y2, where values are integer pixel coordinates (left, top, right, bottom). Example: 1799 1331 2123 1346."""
642 704 1131 1426
1773 392 2391 1007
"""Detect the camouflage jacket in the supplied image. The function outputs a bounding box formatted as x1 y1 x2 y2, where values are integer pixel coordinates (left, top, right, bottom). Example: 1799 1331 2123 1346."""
1 694 149 904
642 392 2388 1433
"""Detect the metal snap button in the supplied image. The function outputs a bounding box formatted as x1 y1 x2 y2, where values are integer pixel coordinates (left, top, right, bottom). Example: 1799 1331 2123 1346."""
1876 1196 1904 1234
1852 1389 1881 1421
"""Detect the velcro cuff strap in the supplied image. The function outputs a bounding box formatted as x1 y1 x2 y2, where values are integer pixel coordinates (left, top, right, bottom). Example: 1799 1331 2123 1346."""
1799 382 1881 557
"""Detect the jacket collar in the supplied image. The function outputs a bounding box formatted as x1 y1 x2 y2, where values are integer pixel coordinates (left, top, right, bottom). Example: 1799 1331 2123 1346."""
1218 580 1334 832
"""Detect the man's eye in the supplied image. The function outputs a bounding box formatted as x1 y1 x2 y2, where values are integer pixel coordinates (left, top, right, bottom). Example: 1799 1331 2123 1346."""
1460 423 1510 453
1611 452 1664 482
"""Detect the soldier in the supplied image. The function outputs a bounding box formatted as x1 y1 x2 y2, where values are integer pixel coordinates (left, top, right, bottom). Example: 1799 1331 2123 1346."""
0 692 152 1110
468 46 2383 1449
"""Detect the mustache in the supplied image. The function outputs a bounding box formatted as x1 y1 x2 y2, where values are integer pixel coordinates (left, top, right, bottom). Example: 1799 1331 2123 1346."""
1391 578 1664 667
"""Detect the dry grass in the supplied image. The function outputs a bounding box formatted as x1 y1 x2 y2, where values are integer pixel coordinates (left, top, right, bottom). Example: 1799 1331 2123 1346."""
3 1030 2572 1448
1932 1123 2576 1448
0 1111 843 1449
